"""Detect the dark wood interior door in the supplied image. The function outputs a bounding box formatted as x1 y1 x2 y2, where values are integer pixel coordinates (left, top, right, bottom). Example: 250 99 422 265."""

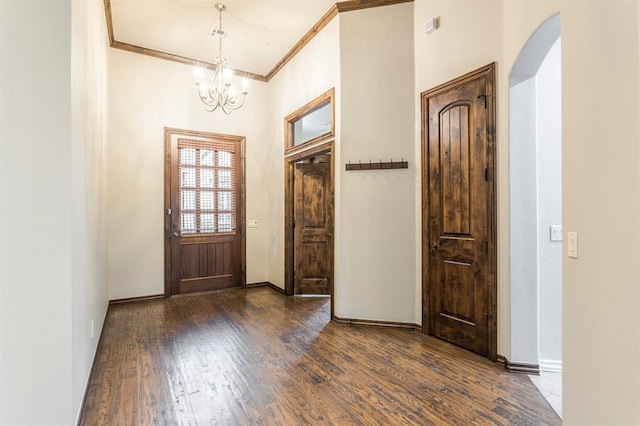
294 161 332 295
166 130 245 295
423 65 496 357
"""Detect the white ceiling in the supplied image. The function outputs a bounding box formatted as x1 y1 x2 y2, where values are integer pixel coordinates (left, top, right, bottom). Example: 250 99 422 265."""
110 0 338 77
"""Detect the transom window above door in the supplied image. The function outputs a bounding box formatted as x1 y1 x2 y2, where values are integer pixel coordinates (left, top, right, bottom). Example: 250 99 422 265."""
285 88 335 155
178 139 236 234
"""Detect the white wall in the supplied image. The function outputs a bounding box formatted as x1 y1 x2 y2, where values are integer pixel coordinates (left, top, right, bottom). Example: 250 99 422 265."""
0 1 74 423
107 49 270 299
337 3 416 323
0 0 109 423
266 18 341 288
509 76 539 364
71 0 110 421
535 38 562 369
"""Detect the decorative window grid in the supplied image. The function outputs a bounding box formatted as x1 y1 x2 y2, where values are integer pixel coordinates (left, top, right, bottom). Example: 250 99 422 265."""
178 138 236 234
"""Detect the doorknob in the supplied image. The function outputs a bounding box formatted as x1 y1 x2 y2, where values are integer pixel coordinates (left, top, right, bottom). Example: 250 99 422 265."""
173 232 179 237
431 242 439 250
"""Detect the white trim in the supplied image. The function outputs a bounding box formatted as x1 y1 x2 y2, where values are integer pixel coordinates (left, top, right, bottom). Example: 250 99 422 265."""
540 359 562 373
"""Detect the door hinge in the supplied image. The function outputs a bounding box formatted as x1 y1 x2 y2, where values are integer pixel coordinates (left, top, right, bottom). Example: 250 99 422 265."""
484 168 489 181
478 94 488 108
485 241 489 254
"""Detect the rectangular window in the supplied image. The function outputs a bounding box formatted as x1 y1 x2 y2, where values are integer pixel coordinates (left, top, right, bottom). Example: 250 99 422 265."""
285 88 335 154
178 138 236 234
292 102 332 146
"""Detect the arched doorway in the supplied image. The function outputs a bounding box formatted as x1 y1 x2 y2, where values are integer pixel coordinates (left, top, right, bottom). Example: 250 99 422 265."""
509 12 562 405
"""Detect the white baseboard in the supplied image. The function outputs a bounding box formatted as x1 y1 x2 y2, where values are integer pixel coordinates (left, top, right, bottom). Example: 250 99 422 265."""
539 359 562 373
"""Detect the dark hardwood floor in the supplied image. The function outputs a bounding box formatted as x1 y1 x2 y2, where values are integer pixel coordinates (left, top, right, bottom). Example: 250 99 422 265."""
81 287 560 425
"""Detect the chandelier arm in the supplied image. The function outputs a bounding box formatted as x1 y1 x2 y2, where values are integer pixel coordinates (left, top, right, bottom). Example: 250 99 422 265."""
198 88 219 112
225 93 246 112
204 103 218 113
198 92 218 112
222 96 243 113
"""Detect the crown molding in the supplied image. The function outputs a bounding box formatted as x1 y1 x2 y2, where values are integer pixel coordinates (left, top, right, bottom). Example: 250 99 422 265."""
103 0 413 83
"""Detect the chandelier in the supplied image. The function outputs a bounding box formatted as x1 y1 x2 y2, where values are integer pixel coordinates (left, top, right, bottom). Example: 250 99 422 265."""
194 3 248 114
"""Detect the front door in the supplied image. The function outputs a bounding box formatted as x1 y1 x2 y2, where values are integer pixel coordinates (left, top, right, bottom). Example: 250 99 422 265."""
294 160 332 295
165 128 245 295
422 64 496 358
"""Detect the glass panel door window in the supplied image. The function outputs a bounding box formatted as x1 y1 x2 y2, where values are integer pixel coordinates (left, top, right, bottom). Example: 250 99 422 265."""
178 141 236 234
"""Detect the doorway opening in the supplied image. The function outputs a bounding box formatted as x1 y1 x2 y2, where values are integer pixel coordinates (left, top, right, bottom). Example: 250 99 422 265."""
509 12 562 417
284 140 335 319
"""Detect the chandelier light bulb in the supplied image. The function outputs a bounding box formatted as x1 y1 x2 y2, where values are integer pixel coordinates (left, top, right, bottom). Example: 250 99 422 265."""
223 68 233 81
198 83 209 94
194 66 204 82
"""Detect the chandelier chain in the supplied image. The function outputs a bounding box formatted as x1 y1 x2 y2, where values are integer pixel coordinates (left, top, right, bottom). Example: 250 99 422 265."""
217 4 223 64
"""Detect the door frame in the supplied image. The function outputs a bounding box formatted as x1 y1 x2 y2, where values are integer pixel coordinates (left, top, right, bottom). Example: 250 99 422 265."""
284 140 335 318
163 127 247 297
420 63 497 361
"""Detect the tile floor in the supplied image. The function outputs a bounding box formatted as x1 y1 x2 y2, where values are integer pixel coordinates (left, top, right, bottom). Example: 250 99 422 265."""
529 372 562 418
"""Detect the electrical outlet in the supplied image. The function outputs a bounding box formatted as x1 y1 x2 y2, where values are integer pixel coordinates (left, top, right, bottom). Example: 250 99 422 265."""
248 219 259 228
90 320 95 339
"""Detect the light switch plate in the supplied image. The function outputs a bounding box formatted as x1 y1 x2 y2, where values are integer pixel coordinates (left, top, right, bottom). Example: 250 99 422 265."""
248 219 259 228
567 232 578 258
550 225 563 242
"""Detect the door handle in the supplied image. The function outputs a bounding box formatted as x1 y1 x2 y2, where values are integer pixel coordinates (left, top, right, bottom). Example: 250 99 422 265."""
431 242 439 250
173 232 179 237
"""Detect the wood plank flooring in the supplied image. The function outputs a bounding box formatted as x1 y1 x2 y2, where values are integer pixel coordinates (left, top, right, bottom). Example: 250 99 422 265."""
81 287 560 425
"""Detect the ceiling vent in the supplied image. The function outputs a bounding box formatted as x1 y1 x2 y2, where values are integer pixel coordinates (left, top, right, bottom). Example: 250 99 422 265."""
209 27 229 39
